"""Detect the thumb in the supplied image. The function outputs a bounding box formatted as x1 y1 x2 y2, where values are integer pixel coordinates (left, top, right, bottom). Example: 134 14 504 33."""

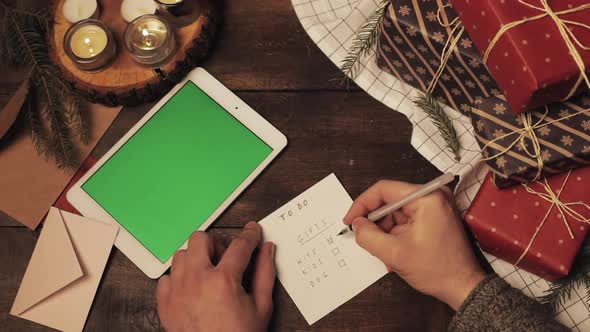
352 217 400 266
252 242 276 322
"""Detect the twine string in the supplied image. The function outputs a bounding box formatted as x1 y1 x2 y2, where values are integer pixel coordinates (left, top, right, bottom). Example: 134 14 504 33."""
428 4 465 94
480 106 590 180
515 171 590 265
484 0 590 100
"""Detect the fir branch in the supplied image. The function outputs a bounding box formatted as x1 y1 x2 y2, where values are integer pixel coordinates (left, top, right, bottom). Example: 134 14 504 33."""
340 0 389 82
0 2 86 171
540 236 590 311
414 93 462 162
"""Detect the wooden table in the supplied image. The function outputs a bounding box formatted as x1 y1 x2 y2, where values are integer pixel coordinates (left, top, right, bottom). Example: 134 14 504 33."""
0 0 455 330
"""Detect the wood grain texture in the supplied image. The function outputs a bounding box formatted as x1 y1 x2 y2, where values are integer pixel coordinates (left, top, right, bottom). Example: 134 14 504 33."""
0 228 454 331
0 0 456 329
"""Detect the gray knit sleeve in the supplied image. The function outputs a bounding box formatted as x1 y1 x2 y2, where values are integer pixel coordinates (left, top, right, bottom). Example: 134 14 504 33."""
448 274 569 332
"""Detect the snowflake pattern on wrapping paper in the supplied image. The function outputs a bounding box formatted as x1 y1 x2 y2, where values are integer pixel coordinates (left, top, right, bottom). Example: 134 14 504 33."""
558 109 571 118
429 58 440 66
491 88 501 95
432 31 445 43
480 74 490 82
468 59 480 68
382 44 392 52
451 88 461 96
417 44 428 53
561 135 574 147
441 73 451 81
292 12 590 323
454 66 466 74
416 67 426 75
460 38 473 48
405 51 416 59
516 140 528 152
393 60 403 68
383 18 392 28
406 26 418 36
466 80 476 88
517 166 528 173
584 145 590 153
403 73 414 81
541 150 552 161
494 129 506 138
493 103 507 114
398 5 411 16
474 96 483 105
393 35 404 44
496 156 508 168
538 126 551 136
582 120 590 131
476 120 485 131
462 104 471 112
426 11 437 22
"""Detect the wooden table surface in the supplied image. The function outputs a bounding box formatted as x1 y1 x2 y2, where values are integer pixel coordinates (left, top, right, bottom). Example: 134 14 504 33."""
0 0 456 330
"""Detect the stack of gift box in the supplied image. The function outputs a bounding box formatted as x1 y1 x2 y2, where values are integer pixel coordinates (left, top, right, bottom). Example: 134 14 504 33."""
376 0 590 281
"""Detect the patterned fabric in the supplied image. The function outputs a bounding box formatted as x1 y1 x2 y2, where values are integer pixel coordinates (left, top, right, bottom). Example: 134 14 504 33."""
292 0 590 328
450 274 569 332
376 1 500 114
472 95 590 188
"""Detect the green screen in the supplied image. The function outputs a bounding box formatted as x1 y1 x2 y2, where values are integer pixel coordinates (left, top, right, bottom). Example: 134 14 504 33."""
82 81 273 262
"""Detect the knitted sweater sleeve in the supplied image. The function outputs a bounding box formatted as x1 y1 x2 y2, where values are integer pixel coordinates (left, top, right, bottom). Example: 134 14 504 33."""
448 274 569 332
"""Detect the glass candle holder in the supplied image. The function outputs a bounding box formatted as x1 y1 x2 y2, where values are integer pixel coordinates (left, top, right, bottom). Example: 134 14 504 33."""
64 19 116 72
124 14 176 67
155 0 188 16
155 0 200 27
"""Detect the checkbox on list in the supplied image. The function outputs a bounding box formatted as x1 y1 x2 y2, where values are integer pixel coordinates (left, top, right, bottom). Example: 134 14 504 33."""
332 247 340 255
338 259 346 267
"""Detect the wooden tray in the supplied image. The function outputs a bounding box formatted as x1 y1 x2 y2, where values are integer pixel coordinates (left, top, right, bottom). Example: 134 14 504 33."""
50 0 221 106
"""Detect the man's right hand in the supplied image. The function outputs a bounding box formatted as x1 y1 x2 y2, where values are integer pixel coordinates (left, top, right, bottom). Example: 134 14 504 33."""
343 180 486 310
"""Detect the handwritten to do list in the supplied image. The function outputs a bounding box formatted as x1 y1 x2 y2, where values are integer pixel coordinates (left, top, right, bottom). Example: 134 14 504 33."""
259 174 388 324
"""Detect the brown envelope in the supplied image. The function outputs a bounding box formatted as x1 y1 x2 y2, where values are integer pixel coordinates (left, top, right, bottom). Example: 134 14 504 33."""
10 207 118 332
0 104 121 229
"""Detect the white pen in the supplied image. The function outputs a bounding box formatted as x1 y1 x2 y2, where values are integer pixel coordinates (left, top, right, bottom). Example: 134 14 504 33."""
336 173 455 236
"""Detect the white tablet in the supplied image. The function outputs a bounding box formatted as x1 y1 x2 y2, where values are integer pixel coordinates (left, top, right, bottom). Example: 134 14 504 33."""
67 68 287 278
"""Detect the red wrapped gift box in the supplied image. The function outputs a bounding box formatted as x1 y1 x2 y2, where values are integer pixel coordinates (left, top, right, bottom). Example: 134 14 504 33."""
450 0 590 113
466 168 590 281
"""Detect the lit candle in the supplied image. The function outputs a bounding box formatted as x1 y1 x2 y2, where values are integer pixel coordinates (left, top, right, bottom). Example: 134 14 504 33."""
64 20 116 71
62 0 99 23
124 14 176 67
120 0 158 23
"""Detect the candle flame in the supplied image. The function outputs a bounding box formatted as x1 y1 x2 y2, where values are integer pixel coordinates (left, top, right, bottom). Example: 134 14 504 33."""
84 37 91 45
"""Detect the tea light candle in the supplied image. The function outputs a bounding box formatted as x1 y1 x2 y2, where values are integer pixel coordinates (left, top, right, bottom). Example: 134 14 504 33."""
124 14 176 67
121 0 158 23
64 20 116 71
62 0 99 23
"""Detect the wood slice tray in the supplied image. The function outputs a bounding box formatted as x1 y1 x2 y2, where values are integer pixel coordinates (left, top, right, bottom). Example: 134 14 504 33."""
49 0 221 106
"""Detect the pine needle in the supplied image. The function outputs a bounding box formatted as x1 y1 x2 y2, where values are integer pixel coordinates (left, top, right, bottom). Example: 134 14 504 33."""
414 93 462 162
0 1 86 171
540 236 590 311
340 0 389 83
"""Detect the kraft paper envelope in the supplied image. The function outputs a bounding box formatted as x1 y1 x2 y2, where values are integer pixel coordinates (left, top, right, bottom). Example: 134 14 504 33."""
0 104 121 229
10 207 118 332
